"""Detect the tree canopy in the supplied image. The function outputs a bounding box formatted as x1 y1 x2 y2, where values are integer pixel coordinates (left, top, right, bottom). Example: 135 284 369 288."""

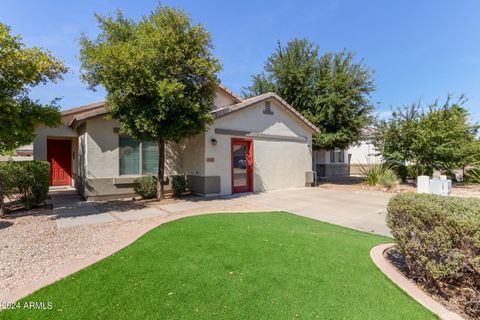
0 22 66 213
79 6 221 199
243 39 375 150
373 95 480 173
0 22 66 153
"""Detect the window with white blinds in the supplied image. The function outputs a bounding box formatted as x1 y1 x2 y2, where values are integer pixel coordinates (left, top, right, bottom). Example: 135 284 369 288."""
142 141 159 174
119 137 159 175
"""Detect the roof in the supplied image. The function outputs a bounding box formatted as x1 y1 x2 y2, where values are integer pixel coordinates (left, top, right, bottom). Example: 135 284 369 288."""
217 83 243 103
62 101 106 116
211 92 320 133
63 87 319 134
69 107 107 128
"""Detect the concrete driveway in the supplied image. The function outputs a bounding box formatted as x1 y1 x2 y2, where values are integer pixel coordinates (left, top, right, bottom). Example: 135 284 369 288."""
53 187 393 237
222 187 393 237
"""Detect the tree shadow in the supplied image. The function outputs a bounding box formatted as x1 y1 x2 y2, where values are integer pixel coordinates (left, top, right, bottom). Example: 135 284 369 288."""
0 220 13 230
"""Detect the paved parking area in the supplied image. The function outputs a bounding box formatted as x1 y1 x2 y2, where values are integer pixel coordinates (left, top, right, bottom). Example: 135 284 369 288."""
240 187 392 236
52 187 392 236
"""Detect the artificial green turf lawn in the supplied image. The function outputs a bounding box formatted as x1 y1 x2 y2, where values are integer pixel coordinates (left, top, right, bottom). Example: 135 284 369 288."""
1 212 435 320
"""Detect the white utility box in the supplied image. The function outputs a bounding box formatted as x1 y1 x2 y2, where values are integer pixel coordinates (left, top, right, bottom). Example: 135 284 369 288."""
417 176 430 194
429 178 452 196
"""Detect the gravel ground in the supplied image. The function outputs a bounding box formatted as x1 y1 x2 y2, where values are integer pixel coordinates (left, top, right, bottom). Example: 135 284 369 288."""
319 181 480 197
0 199 269 301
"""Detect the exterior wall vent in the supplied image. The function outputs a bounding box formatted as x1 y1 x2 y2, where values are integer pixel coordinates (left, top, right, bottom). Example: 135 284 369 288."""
263 101 273 115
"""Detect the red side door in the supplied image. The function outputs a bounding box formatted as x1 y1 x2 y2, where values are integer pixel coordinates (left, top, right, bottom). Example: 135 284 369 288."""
47 139 72 186
231 139 253 194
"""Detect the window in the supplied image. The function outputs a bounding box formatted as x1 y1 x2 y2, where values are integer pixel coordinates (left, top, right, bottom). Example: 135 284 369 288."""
142 141 159 174
330 150 345 163
119 137 159 175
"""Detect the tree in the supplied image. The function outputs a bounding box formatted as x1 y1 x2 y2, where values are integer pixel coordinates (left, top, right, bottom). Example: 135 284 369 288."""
374 95 480 174
243 39 375 150
0 23 66 213
79 6 221 200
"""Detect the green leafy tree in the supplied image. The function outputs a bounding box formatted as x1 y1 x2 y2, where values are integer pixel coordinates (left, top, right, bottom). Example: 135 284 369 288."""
243 39 375 150
0 23 66 213
79 6 221 200
374 95 480 175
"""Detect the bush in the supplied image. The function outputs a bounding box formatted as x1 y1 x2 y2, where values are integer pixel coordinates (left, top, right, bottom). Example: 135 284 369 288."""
393 164 434 182
359 163 399 189
378 169 399 188
133 176 157 199
387 193 480 314
0 161 50 210
172 175 187 197
465 167 480 183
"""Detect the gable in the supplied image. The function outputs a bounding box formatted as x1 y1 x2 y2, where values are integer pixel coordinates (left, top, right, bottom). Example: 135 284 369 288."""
212 98 314 140
212 93 319 135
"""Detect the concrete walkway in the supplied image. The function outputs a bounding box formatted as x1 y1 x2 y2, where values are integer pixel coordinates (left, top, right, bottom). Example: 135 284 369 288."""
51 187 392 236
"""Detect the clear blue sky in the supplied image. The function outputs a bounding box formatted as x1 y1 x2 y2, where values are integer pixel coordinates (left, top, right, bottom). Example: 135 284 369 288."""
1 0 479 121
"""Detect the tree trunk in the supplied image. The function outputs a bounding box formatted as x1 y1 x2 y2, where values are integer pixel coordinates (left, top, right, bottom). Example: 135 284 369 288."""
0 177 5 216
157 138 165 201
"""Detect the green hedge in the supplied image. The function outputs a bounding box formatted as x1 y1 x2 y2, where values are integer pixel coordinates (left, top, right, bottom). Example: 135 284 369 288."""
387 193 480 311
0 161 50 210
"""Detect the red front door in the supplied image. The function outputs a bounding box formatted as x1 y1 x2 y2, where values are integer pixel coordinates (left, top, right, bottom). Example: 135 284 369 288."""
47 139 72 186
231 139 253 194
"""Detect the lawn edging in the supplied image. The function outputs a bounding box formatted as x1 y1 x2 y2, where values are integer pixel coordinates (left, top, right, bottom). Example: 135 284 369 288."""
370 243 465 320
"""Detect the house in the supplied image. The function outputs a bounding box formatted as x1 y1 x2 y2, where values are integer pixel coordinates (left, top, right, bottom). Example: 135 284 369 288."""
33 85 319 199
313 129 381 179
348 129 382 175
313 149 350 179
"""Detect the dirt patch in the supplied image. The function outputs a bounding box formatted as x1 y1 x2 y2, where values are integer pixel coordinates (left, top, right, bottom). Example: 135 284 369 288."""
385 247 479 320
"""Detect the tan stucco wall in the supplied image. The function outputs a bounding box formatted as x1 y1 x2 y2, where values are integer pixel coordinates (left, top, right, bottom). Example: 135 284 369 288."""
181 133 205 176
85 118 120 178
82 117 184 198
33 125 77 161
204 99 314 195
213 87 237 110
33 125 78 186
314 149 349 165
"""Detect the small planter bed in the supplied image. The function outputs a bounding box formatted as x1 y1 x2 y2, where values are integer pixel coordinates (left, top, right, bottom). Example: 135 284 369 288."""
387 193 480 320
385 246 475 319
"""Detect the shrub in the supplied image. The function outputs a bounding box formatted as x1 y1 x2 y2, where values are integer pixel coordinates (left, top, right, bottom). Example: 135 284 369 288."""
172 175 187 197
359 163 399 188
133 176 157 199
393 164 434 182
393 164 409 183
0 161 50 210
465 167 480 183
387 193 480 314
378 169 399 188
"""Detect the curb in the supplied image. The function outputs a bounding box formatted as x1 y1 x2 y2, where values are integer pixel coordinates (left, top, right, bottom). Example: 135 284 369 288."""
370 243 465 320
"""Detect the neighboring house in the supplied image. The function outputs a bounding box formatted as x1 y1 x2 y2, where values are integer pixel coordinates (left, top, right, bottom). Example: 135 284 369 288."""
33 85 319 199
314 128 381 179
313 149 349 179
0 144 34 162
348 132 382 175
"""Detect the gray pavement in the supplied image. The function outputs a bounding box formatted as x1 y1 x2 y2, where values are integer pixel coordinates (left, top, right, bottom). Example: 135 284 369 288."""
51 187 392 236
